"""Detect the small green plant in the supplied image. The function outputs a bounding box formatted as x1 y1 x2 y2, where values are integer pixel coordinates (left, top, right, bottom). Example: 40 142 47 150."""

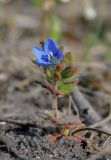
32 38 78 119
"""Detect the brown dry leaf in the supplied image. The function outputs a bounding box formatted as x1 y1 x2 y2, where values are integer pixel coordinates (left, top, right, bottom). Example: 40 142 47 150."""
48 134 62 142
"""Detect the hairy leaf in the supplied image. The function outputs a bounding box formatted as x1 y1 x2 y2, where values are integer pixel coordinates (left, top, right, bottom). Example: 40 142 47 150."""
61 66 77 79
58 82 74 94
61 52 73 65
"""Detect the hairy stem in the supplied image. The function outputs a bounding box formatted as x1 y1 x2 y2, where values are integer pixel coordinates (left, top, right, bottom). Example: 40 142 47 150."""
51 81 58 119
51 94 58 118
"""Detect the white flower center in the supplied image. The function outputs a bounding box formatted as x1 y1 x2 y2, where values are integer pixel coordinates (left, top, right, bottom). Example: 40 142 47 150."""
48 51 54 60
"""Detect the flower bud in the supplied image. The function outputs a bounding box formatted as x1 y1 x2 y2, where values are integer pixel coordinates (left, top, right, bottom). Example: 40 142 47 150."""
55 64 63 72
54 72 61 81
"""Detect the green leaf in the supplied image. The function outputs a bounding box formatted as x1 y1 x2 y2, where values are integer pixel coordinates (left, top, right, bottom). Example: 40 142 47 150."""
61 66 77 79
58 82 74 94
62 75 76 83
61 52 73 65
46 68 53 83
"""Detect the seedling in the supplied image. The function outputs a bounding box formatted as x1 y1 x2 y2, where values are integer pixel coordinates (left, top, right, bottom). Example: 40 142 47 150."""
32 38 78 120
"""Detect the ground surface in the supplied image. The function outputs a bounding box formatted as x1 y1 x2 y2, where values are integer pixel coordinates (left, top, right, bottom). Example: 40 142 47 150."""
0 55 111 160
0 0 111 160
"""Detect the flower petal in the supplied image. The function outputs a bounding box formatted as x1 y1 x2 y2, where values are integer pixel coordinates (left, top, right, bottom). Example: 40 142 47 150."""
35 59 52 66
44 38 58 53
32 46 45 59
56 50 63 60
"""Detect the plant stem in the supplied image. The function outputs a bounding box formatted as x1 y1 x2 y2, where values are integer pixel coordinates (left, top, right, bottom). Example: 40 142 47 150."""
51 94 58 119
51 81 58 119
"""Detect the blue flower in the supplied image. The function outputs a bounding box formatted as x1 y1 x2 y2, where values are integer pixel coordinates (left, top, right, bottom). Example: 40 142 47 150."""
32 38 63 66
